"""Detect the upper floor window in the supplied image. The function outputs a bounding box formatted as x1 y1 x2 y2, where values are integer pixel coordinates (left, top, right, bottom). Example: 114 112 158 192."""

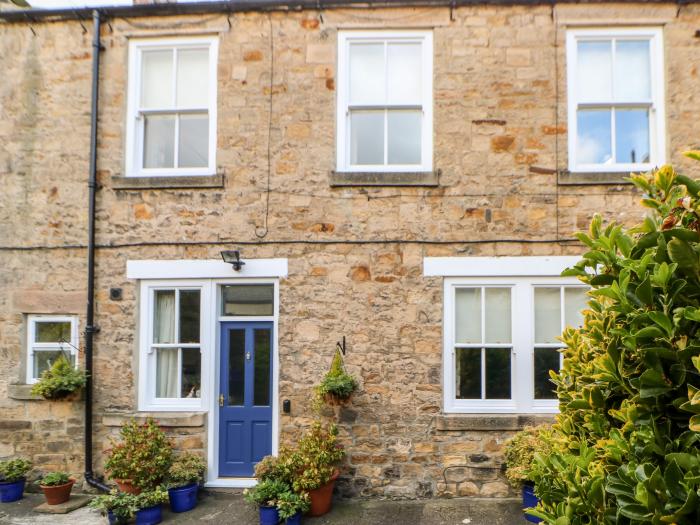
566 28 665 173
336 31 433 173
27 315 78 383
126 37 218 177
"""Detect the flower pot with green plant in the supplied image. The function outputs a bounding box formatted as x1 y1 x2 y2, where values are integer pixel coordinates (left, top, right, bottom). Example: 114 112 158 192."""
30 353 87 400
314 349 358 407
291 422 345 517
277 490 310 525
0 458 32 503
133 487 168 525
37 472 75 505
504 425 552 524
104 418 173 494
165 452 206 513
244 478 290 525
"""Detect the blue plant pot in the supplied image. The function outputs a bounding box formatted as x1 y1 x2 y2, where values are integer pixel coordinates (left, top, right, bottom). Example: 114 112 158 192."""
135 504 162 525
259 505 280 525
522 483 543 523
286 511 302 525
107 511 129 525
168 483 198 513
0 479 25 503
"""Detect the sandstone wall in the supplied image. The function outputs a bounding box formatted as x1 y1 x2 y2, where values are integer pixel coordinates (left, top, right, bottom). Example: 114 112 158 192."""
1 2 699 497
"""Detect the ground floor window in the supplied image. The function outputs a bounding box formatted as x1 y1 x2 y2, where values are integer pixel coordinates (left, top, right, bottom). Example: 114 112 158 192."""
139 282 205 410
445 279 587 413
27 315 78 383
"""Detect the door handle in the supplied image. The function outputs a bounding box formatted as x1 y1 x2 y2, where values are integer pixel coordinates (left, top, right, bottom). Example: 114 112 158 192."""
246 352 251 361
219 394 224 407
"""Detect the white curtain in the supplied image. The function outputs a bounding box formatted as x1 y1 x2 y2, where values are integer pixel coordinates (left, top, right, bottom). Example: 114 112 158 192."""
155 292 178 398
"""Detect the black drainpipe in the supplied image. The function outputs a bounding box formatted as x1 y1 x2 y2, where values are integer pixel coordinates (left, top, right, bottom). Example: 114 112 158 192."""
84 9 110 493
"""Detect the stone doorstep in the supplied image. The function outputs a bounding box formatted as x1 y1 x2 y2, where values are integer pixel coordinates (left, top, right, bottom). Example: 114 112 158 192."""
33 495 92 514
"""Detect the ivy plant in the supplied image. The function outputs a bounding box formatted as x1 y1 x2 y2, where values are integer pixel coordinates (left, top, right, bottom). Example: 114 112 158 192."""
528 154 700 524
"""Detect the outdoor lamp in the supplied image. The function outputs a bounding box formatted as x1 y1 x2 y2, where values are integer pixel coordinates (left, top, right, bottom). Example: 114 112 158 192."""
221 250 246 271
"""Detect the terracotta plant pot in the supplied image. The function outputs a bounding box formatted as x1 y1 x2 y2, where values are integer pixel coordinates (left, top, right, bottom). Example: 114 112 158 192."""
40 479 75 505
307 470 339 517
114 479 141 495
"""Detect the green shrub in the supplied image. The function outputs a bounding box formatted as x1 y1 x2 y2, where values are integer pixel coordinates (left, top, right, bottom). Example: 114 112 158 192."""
276 490 310 519
529 156 700 525
166 452 206 488
37 472 71 487
243 479 289 507
504 426 552 487
0 458 32 482
30 354 87 399
104 418 173 490
292 421 344 492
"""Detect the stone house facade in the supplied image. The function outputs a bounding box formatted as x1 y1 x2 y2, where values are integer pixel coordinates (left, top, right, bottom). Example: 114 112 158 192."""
1 0 699 500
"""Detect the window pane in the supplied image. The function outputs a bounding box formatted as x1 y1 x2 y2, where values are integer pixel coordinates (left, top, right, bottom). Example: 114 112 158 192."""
154 290 176 343
455 288 481 344
564 287 588 329
456 347 481 399
349 43 384 105
485 288 511 344
179 290 200 344
350 111 384 165
577 109 612 164
228 329 245 406
387 42 421 104
176 48 209 107
35 321 71 343
534 347 560 399
181 348 201 398
33 351 73 379
387 111 421 165
485 348 511 399
253 329 271 406
577 40 611 101
535 288 561 344
144 114 175 168
156 348 178 397
222 285 274 316
615 109 650 164
178 114 209 168
141 49 173 108
614 40 650 101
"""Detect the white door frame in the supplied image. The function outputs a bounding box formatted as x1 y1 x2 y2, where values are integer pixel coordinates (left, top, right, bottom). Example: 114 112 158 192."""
206 278 280 488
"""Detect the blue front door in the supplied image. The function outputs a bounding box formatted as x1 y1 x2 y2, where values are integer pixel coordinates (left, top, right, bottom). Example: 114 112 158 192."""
218 322 273 477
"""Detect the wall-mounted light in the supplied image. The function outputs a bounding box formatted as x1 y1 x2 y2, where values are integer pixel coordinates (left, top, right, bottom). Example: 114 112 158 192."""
221 250 246 271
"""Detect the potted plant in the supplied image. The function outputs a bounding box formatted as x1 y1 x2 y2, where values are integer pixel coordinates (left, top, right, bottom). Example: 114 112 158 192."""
292 422 345 517
504 425 552 524
37 471 75 505
0 458 32 503
314 349 358 407
133 487 168 525
277 490 310 525
244 478 289 525
89 490 137 525
104 418 173 494
30 353 87 400
165 452 205 513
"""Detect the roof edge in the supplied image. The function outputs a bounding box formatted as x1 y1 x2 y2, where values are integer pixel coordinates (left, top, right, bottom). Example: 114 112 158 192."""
0 0 693 23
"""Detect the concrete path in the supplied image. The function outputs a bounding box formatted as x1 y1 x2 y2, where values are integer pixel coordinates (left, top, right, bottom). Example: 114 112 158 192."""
0 492 527 525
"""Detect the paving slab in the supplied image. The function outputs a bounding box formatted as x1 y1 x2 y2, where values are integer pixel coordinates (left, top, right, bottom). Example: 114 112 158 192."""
0 492 527 525
34 495 92 514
